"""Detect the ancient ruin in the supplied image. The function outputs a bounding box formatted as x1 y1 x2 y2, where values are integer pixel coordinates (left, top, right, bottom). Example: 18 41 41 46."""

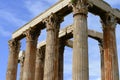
6 0 120 80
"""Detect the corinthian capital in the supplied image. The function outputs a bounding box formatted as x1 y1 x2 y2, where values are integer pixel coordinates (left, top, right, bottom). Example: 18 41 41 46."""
71 0 88 16
43 13 63 31
100 13 117 29
8 39 20 53
23 27 40 41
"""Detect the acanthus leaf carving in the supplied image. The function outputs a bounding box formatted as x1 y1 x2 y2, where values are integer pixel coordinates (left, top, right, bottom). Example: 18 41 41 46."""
43 13 63 31
8 39 21 54
71 0 88 16
100 12 117 30
23 27 41 41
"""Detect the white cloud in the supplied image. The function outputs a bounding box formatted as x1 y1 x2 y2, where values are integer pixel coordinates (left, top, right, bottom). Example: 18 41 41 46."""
24 0 58 16
0 10 26 27
0 26 11 37
96 77 101 80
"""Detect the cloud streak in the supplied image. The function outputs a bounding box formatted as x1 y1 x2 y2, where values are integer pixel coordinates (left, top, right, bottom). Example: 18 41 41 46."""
0 26 11 37
0 10 26 27
24 0 57 16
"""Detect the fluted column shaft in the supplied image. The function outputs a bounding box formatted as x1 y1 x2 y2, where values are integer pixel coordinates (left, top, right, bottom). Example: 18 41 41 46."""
98 40 105 80
43 13 62 80
72 0 89 80
6 39 20 80
35 47 45 80
22 28 40 80
20 59 24 80
101 13 119 80
58 40 65 80
19 51 25 80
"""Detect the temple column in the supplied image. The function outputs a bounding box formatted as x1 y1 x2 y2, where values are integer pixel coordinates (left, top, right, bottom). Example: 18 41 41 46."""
43 13 62 80
19 51 25 80
35 47 45 80
71 0 89 80
6 39 20 80
100 13 119 80
58 40 65 80
98 40 105 80
20 61 24 80
22 28 40 80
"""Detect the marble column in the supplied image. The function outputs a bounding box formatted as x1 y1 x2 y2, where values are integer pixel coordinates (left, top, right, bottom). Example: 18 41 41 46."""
98 40 105 80
43 13 62 80
58 40 65 80
6 39 20 80
35 47 45 80
72 0 89 80
22 28 40 80
100 13 119 80
19 51 25 80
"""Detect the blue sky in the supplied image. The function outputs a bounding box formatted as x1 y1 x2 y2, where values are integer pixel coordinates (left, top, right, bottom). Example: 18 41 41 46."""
0 0 120 80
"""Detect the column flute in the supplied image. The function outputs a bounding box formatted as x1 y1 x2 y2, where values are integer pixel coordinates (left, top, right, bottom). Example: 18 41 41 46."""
22 28 40 80
6 39 20 80
100 13 119 80
71 0 89 80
